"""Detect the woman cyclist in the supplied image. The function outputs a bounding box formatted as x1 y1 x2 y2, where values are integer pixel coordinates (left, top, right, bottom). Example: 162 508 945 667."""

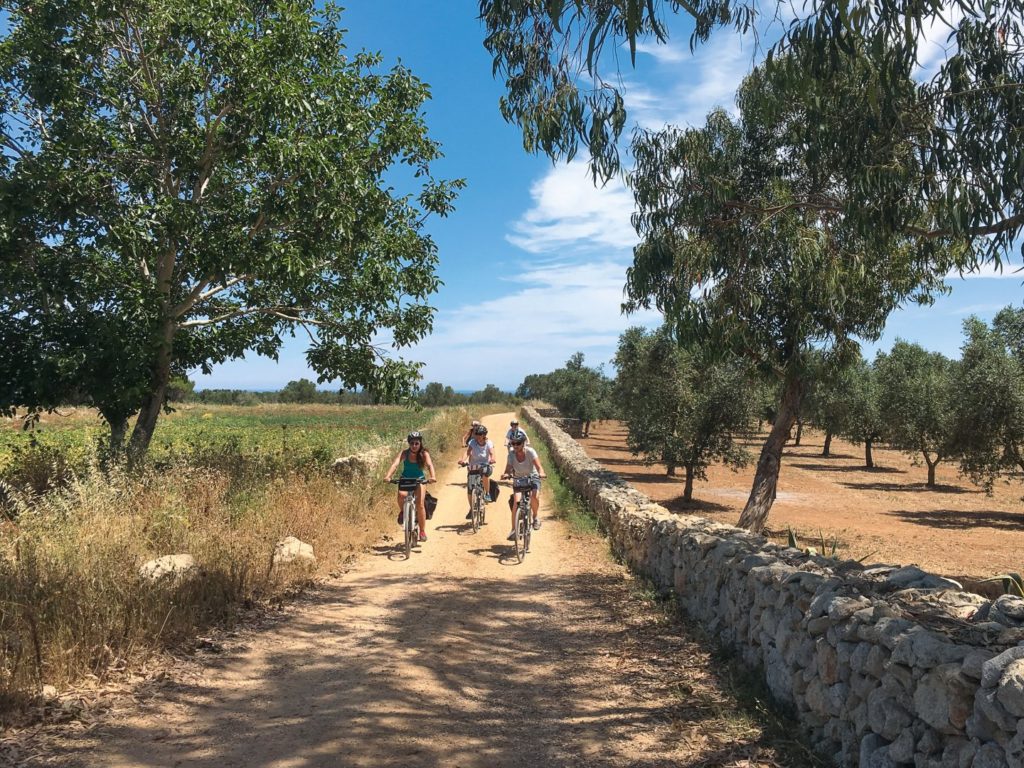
384 432 436 542
505 419 530 449
501 430 546 540
459 424 495 520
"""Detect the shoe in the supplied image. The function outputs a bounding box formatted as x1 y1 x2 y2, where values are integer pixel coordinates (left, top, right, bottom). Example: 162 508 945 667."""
418 533 427 543
532 518 542 531
466 509 473 520
507 530 516 541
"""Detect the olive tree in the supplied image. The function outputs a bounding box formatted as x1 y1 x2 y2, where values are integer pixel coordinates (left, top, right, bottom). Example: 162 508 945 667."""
840 357 886 469
875 341 958 486
0 0 462 458
614 327 755 502
955 316 1024 491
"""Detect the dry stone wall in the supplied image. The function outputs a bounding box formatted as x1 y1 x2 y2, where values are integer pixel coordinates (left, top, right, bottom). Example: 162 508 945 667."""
522 406 1024 768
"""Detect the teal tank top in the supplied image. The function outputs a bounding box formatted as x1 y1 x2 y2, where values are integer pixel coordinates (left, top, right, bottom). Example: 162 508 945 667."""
401 451 426 479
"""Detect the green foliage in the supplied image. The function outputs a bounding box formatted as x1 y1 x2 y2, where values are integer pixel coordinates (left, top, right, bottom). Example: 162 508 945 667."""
0 405 437 497
613 326 756 500
954 315 1024 492
279 379 319 404
481 0 1023 264
875 341 958 485
516 353 614 424
0 0 463 456
837 356 885 467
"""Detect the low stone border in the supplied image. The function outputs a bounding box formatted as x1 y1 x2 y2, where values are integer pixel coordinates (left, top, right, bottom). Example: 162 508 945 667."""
332 446 390 482
522 406 1024 768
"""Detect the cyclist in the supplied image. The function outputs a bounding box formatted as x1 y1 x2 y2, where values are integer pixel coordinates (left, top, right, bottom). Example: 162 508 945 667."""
505 419 530 449
501 430 546 540
459 424 495 520
384 432 436 542
463 419 482 447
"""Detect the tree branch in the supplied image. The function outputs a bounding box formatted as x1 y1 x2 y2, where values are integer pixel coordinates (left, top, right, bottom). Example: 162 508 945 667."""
177 306 324 329
171 273 253 318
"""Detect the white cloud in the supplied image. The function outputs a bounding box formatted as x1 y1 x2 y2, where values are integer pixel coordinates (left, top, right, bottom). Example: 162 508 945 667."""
624 33 755 131
507 161 638 254
409 259 661 389
634 40 689 64
914 6 965 80
947 260 1024 280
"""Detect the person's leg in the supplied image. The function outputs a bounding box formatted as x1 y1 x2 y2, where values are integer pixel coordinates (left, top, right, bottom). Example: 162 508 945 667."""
416 483 427 534
507 490 522 539
397 489 407 515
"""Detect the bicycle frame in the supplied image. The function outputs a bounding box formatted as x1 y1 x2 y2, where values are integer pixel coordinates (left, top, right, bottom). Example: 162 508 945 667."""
394 477 425 559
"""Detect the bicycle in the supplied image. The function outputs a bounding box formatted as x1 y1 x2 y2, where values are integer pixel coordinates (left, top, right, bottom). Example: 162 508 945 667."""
459 461 494 533
391 477 428 559
504 473 537 563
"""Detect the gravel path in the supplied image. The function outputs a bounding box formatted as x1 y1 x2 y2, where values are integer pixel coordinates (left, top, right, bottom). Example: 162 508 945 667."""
13 413 805 768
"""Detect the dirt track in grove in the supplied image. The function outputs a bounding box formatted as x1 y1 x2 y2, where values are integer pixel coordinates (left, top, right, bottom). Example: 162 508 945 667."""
11 413 811 768
577 421 1024 582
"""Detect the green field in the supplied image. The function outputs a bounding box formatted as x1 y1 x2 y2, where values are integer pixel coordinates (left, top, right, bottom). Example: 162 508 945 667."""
0 403 439 478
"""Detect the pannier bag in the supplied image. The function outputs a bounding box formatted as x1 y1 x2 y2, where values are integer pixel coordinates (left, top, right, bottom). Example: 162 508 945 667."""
424 492 438 520
488 479 500 503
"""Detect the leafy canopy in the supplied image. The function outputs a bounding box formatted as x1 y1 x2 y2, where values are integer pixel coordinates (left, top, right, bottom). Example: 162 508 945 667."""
481 0 1023 263
1 0 463 444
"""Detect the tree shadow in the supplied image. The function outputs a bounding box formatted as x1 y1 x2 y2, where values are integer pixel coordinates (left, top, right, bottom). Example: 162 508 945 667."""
840 481 973 494
885 509 1024 531
663 497 733 515
43 572 766 768
791 463 902 474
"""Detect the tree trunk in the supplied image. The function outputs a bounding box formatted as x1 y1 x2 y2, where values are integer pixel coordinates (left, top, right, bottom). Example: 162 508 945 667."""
683 463 694 502
108 418 128 456
737 374 803 533
925 453 938 487
865 439 874 468
666 462 677 477
794 418 803 446
822 430 833 457
127 320 175 463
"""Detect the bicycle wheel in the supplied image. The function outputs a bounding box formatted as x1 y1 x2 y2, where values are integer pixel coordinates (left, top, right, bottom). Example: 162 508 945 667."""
471 486 482 533
514 504 528 563
404 498 414 559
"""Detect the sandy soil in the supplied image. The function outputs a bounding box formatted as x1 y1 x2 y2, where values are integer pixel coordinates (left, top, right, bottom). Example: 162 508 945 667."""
7 413 812 768
578 421 1024 582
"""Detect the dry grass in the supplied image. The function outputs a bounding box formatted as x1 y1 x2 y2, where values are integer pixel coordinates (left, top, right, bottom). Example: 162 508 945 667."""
0 405 476 719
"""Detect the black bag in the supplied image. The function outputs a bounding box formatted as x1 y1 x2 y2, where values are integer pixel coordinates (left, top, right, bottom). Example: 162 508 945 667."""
488 479 500 503
424 492 438 520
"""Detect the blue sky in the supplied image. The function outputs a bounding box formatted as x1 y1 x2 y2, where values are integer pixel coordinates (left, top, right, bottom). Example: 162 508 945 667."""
194 2 1022 392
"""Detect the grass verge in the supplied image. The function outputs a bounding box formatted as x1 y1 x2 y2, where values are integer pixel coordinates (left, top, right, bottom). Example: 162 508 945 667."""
0 405 477 720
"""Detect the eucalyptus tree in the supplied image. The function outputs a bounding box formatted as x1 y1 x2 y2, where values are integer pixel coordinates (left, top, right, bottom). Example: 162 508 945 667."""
481 0 1024 265
614 327 755 502
0 0 462 458
621 56 956 533
875 341 958 487
955 316 1024 491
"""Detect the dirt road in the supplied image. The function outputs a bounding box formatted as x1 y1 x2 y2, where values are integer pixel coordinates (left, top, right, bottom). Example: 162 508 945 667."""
20 412 785 768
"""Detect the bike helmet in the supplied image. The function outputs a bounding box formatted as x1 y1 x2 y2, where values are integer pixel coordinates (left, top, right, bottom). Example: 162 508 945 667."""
510 430 527 445
407 431 423 443
474 425 488 435
510 419 519 426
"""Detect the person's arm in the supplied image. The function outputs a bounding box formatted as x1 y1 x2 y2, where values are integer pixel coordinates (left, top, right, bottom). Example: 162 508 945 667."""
501 456 513 478
384 451 403 482
486 443 496 464
424 451 437 482
531 450 546 478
